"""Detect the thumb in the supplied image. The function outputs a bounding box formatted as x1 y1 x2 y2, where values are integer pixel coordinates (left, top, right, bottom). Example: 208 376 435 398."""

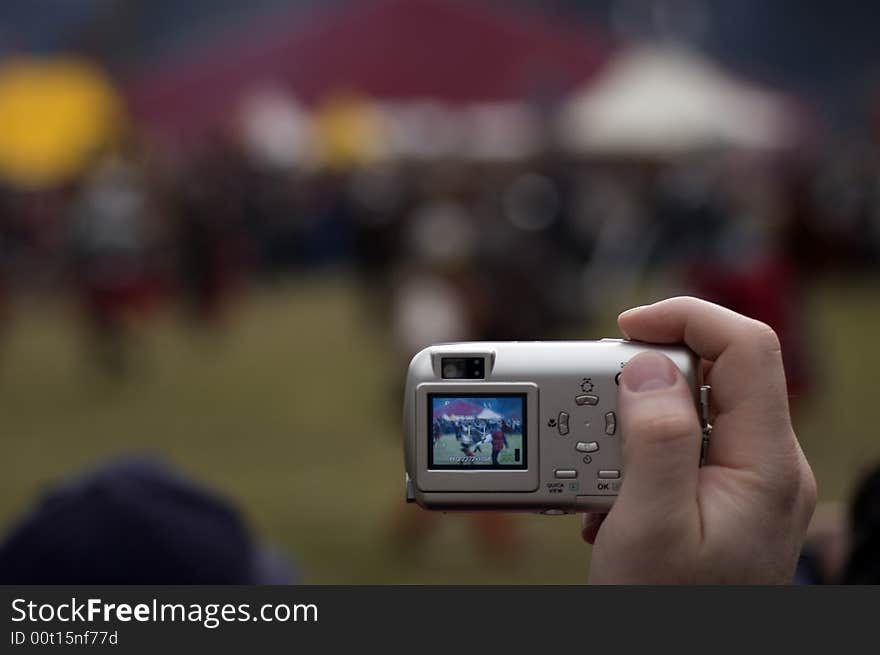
615 351 702 520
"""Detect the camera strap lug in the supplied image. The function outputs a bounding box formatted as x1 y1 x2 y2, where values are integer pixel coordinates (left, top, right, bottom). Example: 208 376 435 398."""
699 385 712 466
405 473 416 503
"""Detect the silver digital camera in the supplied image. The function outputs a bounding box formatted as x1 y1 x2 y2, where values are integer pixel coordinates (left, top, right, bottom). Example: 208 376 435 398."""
403 340 710 514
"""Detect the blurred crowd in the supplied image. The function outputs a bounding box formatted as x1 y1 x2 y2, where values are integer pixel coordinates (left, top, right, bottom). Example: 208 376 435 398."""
3 123 880 386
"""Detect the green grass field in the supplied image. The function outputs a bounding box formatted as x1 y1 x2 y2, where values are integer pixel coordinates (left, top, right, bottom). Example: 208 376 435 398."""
0 272 878 583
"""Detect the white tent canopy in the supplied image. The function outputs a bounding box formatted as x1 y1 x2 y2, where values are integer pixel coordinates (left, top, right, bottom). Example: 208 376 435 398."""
558 45 795 157
476 407 502 420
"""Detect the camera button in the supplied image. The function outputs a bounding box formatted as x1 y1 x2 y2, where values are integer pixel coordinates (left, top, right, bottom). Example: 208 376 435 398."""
604 411 617 435
557 411 570 435
596 479 622 493
575 394 599 406
598 469 620 479
542 509 566 515
576 441 599 453
555 469 578 479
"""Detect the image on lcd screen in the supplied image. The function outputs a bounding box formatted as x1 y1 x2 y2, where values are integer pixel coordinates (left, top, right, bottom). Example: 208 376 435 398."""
429 394 526 469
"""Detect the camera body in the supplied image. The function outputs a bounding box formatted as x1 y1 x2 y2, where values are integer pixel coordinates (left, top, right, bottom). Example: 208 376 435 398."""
403 340 708 514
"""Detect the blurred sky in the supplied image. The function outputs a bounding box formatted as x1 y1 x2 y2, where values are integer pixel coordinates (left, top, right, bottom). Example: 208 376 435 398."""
1 0 879 129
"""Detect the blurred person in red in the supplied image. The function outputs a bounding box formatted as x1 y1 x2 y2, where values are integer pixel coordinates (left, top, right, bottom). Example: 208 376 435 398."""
662 158 812 401
69 152 161 376
490 423 508 467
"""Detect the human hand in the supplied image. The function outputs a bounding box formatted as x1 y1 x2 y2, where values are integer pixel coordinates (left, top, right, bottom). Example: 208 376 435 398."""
584 297 816 584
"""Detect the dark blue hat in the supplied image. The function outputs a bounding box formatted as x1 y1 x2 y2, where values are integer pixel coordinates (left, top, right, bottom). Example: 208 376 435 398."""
0 456 296 584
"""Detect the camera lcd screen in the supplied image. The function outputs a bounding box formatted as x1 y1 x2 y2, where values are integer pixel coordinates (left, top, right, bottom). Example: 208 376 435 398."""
428 394 526 469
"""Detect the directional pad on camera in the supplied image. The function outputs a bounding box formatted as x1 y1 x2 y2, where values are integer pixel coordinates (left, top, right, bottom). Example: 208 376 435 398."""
557 411 569 435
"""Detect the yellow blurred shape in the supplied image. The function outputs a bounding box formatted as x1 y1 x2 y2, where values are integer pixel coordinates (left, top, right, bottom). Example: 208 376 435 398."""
313 92 387 170
0 56 124 188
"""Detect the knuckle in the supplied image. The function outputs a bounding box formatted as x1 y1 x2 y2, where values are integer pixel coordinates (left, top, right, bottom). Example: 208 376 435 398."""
749 320 783 354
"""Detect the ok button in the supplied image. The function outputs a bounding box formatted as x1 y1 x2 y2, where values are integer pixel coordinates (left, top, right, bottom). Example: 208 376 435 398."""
597 479 622 492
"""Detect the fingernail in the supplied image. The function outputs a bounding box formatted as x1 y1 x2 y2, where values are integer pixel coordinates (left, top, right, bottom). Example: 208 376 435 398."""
622 352 677 392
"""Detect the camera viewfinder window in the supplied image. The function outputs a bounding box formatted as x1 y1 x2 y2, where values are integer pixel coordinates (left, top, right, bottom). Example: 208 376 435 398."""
428 394 526 469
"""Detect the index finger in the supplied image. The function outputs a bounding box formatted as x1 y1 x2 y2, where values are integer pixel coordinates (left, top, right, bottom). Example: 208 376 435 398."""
619 297 782 362
618 296 792 436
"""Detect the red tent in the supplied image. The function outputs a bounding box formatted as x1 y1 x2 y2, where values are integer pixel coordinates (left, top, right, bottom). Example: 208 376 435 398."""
433 399 483 419
125 0 610 139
